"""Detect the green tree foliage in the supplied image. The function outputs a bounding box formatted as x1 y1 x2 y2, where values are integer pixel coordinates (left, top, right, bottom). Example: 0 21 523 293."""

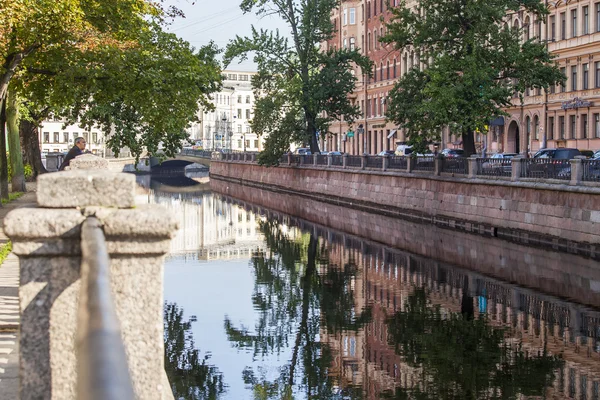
224 220 369 399
224 0 372 165
382 0 564 156
383 289 562 399
164 302 225 400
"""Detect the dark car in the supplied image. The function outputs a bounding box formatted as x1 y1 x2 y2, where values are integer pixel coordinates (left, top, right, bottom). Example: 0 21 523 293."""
441 148 464 158
533 148 581 159
529 148 581 179
580 149 595 158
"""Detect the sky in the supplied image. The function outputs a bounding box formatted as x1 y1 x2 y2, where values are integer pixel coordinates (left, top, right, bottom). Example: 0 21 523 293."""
163 0 291 71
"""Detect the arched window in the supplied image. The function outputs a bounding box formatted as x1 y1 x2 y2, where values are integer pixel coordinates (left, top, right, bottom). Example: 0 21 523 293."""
410 51 414 69
534 115 539 140
526 115 531 141
373 30 377 50
373 65 377 82
380 62 384 81
524 16 531 41
403 54 408 75
386 61 390 79
393 58 397 78
367 32 371 51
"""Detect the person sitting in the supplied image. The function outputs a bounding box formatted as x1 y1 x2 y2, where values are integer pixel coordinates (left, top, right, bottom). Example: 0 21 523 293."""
59 137 87 171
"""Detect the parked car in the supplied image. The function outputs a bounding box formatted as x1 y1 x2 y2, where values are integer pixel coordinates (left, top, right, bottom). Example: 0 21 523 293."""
481 153 517 174
533 148 581 159
579 149 595 158
394 145 413 156
441 148 464 158
593 150 600 160
377 150 395 156
294 148 312 155
529 148 581 179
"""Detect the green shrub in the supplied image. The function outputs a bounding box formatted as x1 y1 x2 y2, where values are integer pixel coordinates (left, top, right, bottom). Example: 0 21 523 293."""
24 164 33 180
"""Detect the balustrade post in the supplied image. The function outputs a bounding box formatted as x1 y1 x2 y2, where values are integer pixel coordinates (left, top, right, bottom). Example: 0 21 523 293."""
511 157 523 182
468 155 478 178
570 158 584 185
287 153 292 165
4 156 178 400
313 153 318 166
407 156 415 173
343 153 348 169
434 155 443 176
327 153 333 167
382 154 389 171
361 154 367 170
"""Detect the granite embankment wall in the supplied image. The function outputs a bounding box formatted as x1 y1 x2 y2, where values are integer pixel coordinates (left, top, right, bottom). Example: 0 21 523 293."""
211 178 600 308
210 161 600 253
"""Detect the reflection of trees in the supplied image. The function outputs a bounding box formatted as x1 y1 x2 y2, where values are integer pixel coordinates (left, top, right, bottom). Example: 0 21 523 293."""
224 220 369 399
383 289 562 400
164 303 225 400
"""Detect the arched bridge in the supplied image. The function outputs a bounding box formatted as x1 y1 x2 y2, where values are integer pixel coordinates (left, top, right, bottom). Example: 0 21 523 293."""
149 149 213 172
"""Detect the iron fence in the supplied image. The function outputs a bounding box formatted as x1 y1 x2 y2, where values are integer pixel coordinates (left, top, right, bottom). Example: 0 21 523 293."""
331 155 343 167
346 155 362 168
366 156 383 169
316 154 328 166
413 156 435 172
582 160 600 182
442 157 468 175
388 156 408 170
180 148 212 158
279 154 288 164
476 158 512 177
521 158 571 180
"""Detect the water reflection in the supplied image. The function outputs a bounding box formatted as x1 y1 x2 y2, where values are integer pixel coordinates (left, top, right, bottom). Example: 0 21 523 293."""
150 177 600 399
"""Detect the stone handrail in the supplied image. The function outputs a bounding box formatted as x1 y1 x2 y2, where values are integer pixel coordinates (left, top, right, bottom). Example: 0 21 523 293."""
77 217 135 400
4 154 179 399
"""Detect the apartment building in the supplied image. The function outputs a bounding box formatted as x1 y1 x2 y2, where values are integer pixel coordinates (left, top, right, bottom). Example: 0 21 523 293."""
39 118 106 155
329 0 600 155
190 70 263 152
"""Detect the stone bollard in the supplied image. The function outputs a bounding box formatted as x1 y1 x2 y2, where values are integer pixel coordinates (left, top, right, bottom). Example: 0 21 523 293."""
361 154 367 170
4 165 178 400
434 155 443 176
407 156 415 173
467 155 478 178
382 154 389 171
67 153 110 170
511 157 523 182
570 158 584 185
313 153 318 166
327 153 332 167
342 153 348 169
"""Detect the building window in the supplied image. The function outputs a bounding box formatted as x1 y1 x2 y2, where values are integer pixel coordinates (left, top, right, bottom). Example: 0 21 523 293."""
595 113 600 137
237 95 242 103
349 8 356 24
583 63 589 90
570 115 576 138
548 117 555 140
246 109 250 119
92 132 98 144
254 139 258 148
367 1 371 19
571 66 577 91
597 2 600 32
571 9 577 37
239 74 248 81
561 12 566 40
53 132 59 143
43 132 49 143
237 125 242 133
83 132 89 143
349 37 355 50
237 109 242 119
366 99 371 118
343 38 347 48
63 132 69 143
380 62 383 81
246 126 251 133
583 6 589 34
582 114 588 138
343 8 348 25
551 15 556 40
367 33 371 51
245 139 250 149
561 67 567 92
72 133 78 142
386 61 390 80
534 116 539 140
596 62 600 88
559 116 565 139
526 116 531 139
374 30 378 50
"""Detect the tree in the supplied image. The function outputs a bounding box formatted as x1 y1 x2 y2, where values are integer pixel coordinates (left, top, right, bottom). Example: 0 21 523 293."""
224 0 372 165
382 0 564 156
6 90 25 191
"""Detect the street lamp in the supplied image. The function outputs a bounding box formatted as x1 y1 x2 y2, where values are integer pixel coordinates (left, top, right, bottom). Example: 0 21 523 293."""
357 124 365 154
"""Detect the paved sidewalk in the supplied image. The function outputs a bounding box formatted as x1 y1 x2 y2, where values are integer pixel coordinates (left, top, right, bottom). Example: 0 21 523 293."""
0 187 37 399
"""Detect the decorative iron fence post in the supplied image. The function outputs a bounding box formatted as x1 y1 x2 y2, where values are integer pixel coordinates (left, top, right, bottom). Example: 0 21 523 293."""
434 155 443 176
327 154 333 167
313 153 318 166
407 156 415 173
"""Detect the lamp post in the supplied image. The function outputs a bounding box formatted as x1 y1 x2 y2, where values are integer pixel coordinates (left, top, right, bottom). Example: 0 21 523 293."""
357 124 365 154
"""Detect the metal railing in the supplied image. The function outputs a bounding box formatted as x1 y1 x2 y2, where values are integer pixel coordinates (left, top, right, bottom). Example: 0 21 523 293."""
442 157 468 175
180 148 212 159
413 156 435 172
583 160 600 182
521 158 571 180
77 217 134 400
346 155 362 168
331 155 343 166
366 156 383 169
388 156 408 170
316 154 328 166
279 154 288 164
476 158 512 177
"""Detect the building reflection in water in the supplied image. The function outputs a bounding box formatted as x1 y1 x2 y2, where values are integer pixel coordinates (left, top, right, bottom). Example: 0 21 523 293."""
153 173 600 399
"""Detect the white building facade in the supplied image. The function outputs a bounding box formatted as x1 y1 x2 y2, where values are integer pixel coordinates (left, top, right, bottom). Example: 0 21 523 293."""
189 70 263 152
39 117 106 156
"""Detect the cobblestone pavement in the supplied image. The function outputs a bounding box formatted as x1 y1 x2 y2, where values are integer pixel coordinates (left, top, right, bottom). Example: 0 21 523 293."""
0 187 37 399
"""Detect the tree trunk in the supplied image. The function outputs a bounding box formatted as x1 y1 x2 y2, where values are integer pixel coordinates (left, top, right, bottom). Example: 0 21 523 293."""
305 111 320 154
6 91 25 192
0 100 9 200
20 118 47 177
462 129 476 157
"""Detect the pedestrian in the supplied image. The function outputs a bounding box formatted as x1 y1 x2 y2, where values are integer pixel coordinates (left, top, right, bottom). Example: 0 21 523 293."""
59 137 86 171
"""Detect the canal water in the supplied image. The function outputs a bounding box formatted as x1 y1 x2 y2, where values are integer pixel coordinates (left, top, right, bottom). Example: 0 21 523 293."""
138 174 600 400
